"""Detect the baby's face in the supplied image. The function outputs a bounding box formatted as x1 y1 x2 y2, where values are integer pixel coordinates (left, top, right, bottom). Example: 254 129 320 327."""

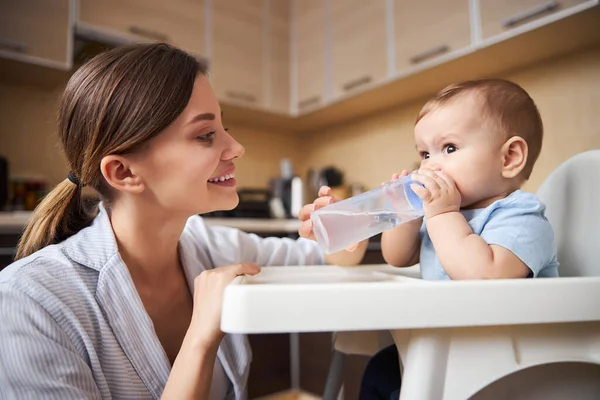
414 94 507 208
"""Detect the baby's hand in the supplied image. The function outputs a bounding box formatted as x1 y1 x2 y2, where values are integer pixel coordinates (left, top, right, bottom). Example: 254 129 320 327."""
410 169 461 219
383 170 410 185
297 186 360 252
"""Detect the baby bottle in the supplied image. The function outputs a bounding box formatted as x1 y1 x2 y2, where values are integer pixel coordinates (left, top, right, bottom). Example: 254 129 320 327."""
310 175 424 254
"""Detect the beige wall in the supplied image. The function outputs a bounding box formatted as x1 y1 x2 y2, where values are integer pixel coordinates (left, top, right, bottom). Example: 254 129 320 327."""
1 45 600 196
301 45 600 193
0 82 302 190
0 83 67 187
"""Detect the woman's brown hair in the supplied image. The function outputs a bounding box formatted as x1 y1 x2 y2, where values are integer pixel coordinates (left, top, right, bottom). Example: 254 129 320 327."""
16 43 207 259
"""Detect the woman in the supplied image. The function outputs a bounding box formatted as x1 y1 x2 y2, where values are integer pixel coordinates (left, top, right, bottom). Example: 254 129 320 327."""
0 43 366 399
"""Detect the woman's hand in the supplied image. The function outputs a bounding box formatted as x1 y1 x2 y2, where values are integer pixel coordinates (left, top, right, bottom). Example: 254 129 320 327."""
189 263 260 349
163 263 260 400
297 185 360 252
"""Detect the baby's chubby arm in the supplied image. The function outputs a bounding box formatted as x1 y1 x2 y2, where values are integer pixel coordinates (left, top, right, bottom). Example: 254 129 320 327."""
411 169 529 279
381 171 422 267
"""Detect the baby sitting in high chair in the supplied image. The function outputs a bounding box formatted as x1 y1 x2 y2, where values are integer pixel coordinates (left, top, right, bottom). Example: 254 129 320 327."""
359 78 559 399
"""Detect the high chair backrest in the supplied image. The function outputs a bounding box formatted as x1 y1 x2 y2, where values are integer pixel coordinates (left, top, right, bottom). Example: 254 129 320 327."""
536 150 600 277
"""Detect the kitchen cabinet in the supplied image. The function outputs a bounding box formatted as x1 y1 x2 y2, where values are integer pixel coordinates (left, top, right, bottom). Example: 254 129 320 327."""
0 0 71 67
330 0 388 99
295 0 326 112
78 0 206 58
394 0 472 72
268 0 291 114
479 0 589 39
3 0 599 134
210 0 264 108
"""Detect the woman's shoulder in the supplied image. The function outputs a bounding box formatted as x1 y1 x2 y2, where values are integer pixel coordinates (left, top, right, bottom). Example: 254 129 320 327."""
0 242 100 308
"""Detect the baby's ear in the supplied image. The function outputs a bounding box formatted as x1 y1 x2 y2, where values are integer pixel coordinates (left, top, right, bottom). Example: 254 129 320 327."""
501 136 528 179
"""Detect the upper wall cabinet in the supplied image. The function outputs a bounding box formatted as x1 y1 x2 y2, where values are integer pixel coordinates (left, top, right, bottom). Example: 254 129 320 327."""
330 0 388 99
210 0 264 108
0 0 71 67
269 0 291 114
295 0 326 112
394 0 471 72
3 0 599 131
78 0 205 58
479 0 588 39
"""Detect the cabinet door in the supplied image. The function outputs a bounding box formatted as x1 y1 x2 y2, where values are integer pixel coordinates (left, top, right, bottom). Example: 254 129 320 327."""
394 0 471 71
0 0 70 65
210 0 264 108
330 0 387 99
79 0 205 58
295 0 326 112
479 0 588 39
269 0 291 114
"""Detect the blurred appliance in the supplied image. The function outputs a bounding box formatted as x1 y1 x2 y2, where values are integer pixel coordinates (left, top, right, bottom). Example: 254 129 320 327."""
203 188 271 219
308 166 344 198
0 156 7 210
269 176 303 219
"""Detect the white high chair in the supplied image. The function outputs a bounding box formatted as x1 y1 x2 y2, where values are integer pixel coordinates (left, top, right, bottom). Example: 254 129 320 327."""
220 151 600 400
329 150 600 399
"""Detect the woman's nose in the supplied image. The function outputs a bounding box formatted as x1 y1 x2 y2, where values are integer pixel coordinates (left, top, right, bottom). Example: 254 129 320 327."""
222 131 245 160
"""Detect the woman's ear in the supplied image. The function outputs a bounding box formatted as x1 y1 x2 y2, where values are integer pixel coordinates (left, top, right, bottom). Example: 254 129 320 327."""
501 136 528 179
100 155 145 194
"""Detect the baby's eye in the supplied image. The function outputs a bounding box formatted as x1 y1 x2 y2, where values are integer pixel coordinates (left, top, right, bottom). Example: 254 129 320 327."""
420 152 430 160
444 144 457 154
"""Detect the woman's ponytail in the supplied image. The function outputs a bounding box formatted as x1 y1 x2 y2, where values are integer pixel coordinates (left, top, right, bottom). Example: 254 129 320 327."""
15 178 95 260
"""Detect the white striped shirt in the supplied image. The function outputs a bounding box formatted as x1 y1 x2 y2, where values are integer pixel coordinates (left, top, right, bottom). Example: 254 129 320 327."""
0 204 324 399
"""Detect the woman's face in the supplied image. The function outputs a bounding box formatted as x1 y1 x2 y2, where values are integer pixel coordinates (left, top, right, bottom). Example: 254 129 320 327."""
132 75 245 216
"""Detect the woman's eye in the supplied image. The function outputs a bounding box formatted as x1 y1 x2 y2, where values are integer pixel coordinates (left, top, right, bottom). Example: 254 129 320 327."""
420 152 430 160
196 131 216 142
444 144 457 154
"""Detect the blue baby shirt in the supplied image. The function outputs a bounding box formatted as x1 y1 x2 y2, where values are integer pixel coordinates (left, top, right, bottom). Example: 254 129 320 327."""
419 190 559 280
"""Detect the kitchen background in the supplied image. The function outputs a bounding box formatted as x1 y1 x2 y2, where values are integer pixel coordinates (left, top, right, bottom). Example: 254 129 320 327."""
1 0 600 399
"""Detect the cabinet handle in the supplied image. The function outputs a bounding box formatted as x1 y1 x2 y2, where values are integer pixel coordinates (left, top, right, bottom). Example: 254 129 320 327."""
502 0 559 28
410 44 449 64
226 91 257 103
129 26 169 42
0 39 25 53
342 75 372 92
298 95 321 109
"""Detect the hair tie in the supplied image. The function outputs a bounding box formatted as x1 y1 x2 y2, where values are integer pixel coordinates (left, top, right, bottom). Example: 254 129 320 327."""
67 171 84 187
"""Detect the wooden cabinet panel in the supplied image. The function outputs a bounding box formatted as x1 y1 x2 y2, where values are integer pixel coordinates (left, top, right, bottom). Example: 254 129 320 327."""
79 0 205 58
0 0 70 65
296 0 326 112
270 0 291 114
394 0 471 71
248 333 291 398
330 0 388 99
480 0 588 39
210 0 264 107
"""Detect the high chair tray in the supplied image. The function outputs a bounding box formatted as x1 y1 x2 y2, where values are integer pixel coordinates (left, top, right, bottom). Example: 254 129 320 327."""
221 264 600 334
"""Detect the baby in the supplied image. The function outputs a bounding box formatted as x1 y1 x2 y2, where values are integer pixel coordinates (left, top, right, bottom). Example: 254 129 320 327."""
359 78 559 399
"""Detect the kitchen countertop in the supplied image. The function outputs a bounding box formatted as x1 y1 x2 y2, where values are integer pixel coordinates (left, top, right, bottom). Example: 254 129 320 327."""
0 212 31 233
0 212 302 234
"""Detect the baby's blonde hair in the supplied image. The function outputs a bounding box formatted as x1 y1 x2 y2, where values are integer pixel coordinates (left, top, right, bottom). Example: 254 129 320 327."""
417 79 543 179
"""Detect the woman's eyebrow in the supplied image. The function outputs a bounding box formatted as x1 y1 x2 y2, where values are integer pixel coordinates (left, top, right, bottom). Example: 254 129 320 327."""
186 113 216 126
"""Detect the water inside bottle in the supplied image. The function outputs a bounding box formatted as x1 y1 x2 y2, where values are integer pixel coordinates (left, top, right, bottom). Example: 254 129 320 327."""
313 209 423 254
